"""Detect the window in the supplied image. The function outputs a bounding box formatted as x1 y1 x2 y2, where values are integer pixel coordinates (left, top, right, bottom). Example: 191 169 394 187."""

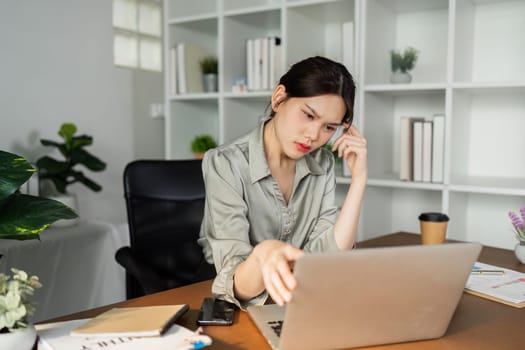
112 0 162 72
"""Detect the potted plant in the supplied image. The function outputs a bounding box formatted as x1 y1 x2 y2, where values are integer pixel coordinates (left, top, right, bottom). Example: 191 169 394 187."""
508 206 525 263
0 150 76 349
390 46 419 84
199 56 218 92
0 268 42 350
36 123 106 226
191 134 217 159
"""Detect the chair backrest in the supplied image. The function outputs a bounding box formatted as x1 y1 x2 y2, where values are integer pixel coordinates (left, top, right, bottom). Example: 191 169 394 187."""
123 159 214 297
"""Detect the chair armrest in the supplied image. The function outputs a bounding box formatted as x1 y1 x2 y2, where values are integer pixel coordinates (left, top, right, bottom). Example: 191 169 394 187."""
115 246 167 295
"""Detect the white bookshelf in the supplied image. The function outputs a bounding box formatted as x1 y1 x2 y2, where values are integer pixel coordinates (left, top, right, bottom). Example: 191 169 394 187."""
164 0 525 249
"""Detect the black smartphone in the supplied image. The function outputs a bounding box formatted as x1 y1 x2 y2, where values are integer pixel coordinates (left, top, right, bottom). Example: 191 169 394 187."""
197 297 236 326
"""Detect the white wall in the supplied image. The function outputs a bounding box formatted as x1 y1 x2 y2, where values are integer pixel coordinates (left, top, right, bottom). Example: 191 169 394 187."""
0 0 164 224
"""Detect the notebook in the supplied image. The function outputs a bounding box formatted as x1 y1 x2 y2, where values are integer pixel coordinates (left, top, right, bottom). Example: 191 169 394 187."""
247 242 481 350
70 304 189 337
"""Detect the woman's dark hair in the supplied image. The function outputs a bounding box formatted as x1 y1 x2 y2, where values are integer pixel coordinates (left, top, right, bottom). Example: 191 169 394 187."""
269 56 356 125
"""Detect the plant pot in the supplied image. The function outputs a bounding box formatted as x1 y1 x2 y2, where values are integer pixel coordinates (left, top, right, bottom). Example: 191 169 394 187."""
49 193 79 227
0 324 37 350
390 71 412 84
515 242 525 264
194 152 205 160
203 73 218 92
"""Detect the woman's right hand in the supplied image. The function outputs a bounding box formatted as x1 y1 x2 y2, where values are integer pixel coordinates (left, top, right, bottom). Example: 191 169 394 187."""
253 240 304 305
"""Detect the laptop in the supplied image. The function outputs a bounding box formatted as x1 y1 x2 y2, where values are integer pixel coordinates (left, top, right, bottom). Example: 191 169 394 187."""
247 242 481 350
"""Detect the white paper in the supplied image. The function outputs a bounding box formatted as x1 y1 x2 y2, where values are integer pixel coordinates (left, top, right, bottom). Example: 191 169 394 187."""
37 319 211 350
465 262 525 304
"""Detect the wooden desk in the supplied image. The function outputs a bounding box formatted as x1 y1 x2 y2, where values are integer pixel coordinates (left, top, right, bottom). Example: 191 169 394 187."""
45 233 525 349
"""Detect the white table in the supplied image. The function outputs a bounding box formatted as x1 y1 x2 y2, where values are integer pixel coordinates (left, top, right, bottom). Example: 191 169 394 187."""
0 220 130 322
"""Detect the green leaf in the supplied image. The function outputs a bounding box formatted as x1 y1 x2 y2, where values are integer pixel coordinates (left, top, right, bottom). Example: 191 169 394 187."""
0 194 78 240
70 148 106 171
71 135 93 149
69 170 102 192
40 139 62 148
58 123 77 143
36 156 69 176
0 151 35 200
77 175 102 192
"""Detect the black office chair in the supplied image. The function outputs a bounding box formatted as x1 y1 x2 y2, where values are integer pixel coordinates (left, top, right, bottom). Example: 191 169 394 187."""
115 159 216 299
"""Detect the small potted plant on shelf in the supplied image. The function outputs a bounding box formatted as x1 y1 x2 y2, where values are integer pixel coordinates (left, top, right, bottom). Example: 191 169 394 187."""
199 56 218 93
36 123 106 226
508 206 525 264
390 46 419 84
191 134 217 159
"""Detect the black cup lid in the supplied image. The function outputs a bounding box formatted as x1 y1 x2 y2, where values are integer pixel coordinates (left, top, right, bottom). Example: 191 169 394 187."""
418 212 449 222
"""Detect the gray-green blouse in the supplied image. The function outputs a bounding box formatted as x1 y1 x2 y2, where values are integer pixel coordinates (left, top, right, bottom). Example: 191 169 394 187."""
198 121 340 308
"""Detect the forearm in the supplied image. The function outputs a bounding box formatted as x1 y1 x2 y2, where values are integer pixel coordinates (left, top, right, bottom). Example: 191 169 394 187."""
232 247 266 301
334 174 367 249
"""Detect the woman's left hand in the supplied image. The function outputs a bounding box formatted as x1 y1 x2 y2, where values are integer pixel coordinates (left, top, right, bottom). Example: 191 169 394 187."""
331 125 368 180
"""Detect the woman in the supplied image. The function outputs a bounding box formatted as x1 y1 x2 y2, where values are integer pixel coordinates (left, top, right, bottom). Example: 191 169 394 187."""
198 56 367 308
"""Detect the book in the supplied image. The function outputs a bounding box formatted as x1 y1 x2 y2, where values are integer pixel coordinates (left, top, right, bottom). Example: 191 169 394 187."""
431 114 445 183
168 46 178 96
261 37 269 90
70 305 189 337
37 317 212 350
246 38 254 91
253 37 262 91
268 37 282 88
422 121 433 182
412 120 424 182
399 117 413 181
465 262 525 308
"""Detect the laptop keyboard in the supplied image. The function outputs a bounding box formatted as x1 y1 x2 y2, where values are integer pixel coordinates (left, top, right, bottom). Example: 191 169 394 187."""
267 320 284 337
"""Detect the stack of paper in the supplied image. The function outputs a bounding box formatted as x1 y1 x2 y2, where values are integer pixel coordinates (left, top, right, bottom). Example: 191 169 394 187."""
36 304 213 349
465 262 525 308
37 319 212 350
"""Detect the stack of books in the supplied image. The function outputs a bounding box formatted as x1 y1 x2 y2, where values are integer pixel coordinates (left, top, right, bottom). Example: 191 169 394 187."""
245 36 282 91
399 114 445 183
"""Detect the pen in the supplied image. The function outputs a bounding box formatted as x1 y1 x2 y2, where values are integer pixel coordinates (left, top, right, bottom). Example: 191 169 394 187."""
470 269 505 275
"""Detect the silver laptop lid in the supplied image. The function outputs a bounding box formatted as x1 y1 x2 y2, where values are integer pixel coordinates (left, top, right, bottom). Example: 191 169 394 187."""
278 242 481 350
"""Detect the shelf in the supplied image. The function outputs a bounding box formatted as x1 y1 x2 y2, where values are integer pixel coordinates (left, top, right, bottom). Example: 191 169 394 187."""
287 0 350 8
167 18 218 54
358 185 443 239
454 0 525 83
452 82 525 93
449 176 525 197
169 93 219 101
223 91 273 99
336 173 444 191
223 0 282 13
364 84 446 94
167 13 218 25
165 0 217 20
222 9 281 93
363 90 445 179
450 89 525 184
286 0 356 67
448 192 523 249
163 0 525 249
223 4 282 17
363 0 448 85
